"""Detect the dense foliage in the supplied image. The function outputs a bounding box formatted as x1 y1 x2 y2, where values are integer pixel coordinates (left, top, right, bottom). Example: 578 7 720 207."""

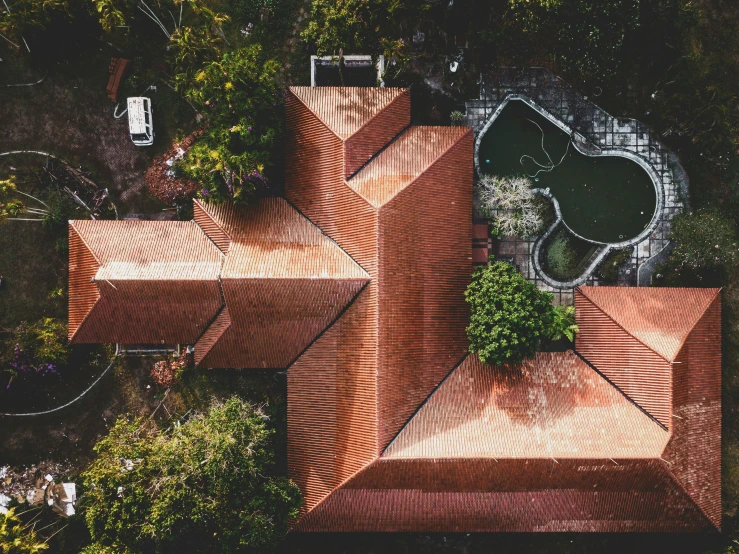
465 261 555 365
0 508 48 553
176 45 282 203
81 396 302 553
1 318 68 389
547 305 578 342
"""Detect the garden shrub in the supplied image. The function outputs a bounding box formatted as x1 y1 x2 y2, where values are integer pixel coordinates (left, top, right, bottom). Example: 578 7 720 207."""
1 318 68 389
596 247 633 283
0 508 48 553
82 396 302 554
465 261 555 366
546 305 578 342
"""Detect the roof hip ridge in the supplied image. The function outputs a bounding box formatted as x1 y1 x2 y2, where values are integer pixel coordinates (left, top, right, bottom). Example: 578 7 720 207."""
576 286 674 363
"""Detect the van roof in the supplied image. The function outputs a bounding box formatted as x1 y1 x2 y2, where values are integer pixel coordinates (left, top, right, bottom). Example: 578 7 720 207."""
127 97 149 135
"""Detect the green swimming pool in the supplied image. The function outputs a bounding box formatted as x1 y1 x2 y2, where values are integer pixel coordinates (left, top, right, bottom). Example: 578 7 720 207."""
478 99 657 243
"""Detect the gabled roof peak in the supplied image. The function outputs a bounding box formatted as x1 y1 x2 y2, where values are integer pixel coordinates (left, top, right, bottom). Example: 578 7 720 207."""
289 87 408 140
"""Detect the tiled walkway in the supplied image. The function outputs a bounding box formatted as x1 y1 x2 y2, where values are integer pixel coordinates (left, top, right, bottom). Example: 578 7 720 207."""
465 67 688 304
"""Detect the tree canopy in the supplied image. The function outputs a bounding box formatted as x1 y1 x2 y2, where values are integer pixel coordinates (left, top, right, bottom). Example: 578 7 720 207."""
176 45 282 203
81 396 302 554
465 261 556 366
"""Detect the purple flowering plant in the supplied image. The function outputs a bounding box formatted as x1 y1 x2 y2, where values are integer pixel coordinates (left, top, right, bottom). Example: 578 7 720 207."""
2 318 68 389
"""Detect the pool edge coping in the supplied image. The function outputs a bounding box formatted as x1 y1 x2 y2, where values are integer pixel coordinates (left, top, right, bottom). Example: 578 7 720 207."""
473 94 666 288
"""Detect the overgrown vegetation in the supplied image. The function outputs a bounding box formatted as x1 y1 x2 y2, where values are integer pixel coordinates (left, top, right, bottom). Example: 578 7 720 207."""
0 507 49 553
596 247 633 283
476 175 543 238
81 396 302 553
177 45 283 203
466 261 563 366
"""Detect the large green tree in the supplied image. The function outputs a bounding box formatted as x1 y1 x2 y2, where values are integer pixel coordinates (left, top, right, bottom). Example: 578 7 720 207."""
81 396 302 554
177 44 282 203
465 261 556 366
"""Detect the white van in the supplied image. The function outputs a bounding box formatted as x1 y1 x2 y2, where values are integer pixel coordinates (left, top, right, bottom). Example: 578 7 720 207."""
127 97 154 146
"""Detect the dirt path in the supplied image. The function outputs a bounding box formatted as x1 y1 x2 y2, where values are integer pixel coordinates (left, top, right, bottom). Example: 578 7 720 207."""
0 64 154 212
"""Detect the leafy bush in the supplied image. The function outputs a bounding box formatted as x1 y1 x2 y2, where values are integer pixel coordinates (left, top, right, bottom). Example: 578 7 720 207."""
477 175 543 238
546 305 578 342
668 209 738 271
1 318 68 389
465 261 555 366
508 0 641 84
0 508 48 553
178 45 282 203
596 247 633 283
81 396 302 553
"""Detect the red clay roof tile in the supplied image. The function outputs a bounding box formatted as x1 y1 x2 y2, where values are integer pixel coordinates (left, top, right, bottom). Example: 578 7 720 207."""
289 87 407 140
384 351 669 459
577 286 720 361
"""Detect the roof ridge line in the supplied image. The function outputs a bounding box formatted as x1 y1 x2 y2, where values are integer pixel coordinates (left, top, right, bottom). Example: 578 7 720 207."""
381 353 470 456
572 349 668 432
193 199 233 253
282 197 371 279
348 88 410 141
671 287 722 360
285 279 371 371
193 302 230 366
345 120 413 182
288 88 343 142
349 126 473 209
68 224 102 343
69 222 103 266
290 456 379 530
659 458 719 530
576 286 673 363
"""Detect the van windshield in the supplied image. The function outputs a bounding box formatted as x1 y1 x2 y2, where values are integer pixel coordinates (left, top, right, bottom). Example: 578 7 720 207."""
131 133 150 142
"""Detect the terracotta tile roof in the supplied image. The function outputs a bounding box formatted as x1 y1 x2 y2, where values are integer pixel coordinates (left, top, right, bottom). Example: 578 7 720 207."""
288 288 378 513
68 225 101 341
68 220 223 344
70 279 224 345
68 86 722 533
575 291 673 427
192 198 369 368
577 286 719 361
212 198 369 279
289 87 407 140
70 220 222 281
349 126 472 207
294 458 713 532
384 352 669 459
196 277 367 369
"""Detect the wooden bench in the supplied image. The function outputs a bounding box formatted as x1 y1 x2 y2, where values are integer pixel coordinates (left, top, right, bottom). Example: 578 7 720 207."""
106 57 130 102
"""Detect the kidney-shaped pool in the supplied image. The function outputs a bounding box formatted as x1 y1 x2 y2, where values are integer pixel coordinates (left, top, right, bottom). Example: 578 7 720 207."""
477 99 657 244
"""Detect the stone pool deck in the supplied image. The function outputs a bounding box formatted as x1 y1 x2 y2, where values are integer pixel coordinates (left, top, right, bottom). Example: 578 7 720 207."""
465 67 688 304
